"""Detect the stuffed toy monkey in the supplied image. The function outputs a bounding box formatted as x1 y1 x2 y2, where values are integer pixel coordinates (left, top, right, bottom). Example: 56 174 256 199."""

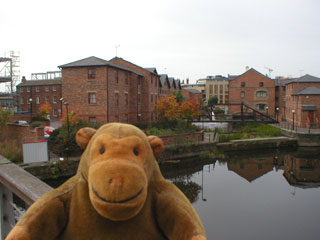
6 123 206 240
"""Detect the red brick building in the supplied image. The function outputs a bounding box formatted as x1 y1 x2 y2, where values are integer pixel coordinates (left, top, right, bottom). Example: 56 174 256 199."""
229 68 275 115
59 56 146 124
16 76 62 120
110 57 159 122
283 75 320 128
182 89 203 103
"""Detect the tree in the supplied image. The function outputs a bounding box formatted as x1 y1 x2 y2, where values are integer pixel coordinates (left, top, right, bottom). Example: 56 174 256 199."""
208 96 218 109
38 103 52 118
156 95 179 121
172 90 186 104
0 106 13 131
180 99 201 120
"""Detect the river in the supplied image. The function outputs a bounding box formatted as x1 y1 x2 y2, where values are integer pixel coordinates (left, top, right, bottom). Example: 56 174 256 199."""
47 147 320 239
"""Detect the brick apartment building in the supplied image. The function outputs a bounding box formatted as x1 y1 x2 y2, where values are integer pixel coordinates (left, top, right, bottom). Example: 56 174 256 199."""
59 56 147 124
283 75 320 128
110 57 160 122
16 74 62 120
229 68 275 115
159 74 182 98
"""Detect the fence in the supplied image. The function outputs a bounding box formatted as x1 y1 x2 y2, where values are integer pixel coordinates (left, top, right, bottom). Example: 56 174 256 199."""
0 155 52 239
276 122 320 134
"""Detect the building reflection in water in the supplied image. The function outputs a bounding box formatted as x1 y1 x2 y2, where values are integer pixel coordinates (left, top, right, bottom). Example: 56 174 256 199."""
161 149 320 203
283 155 320 189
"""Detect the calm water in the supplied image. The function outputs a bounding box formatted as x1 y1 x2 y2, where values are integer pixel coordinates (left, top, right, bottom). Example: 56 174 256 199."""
48 148 320 240
163 148 320 240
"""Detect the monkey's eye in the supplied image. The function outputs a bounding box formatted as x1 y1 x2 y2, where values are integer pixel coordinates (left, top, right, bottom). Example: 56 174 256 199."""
133 148 139 156
99 146 105 154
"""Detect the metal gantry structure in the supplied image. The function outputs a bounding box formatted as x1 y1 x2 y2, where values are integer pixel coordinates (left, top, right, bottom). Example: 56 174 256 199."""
0 51 20 94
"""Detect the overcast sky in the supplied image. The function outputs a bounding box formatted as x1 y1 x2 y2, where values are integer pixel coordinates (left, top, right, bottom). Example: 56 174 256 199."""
1 0 320 90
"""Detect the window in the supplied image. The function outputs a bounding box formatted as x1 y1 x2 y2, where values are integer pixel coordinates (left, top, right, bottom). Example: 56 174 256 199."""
256 104 267 110
36 87 40 92
27 87 30 92
241 82 246 87
53 109 58 117
240 91 245 98
88 93 96 104
155 95 158 104
45 96 49 103
36 96 40 104
52 86 56 92
259 82 264 87
88 68 96 79
219 85 223 93
20 87 24 93
27 98 31 105
151 112 154 121
256 91 267 98
53 96 57 104
45 87 49 92
209 85 213 94
89 117 97 124
125 93 128 106
20 97 24 104
115 93 119 106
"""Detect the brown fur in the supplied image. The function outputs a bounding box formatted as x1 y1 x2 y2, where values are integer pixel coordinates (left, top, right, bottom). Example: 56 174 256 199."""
6 123 206 240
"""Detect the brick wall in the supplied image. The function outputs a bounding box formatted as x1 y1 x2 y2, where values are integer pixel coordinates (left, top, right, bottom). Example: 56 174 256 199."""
159 131 204 145
16 83 62 120
229 69 275 116
110 58 160 123
1 124 44 143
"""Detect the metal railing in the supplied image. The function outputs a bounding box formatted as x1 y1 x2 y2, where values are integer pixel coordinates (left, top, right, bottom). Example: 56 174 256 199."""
276 122 320 134
0 155 52 239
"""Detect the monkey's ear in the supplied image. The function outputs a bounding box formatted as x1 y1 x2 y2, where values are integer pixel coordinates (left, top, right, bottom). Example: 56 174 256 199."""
148 136 164 161
76 127 97 149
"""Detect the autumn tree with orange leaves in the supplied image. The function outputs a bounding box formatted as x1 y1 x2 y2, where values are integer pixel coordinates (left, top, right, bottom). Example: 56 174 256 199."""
38 103 52 118
156 95 201 121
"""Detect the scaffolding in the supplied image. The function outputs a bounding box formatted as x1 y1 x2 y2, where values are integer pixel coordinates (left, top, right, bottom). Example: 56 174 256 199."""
0 51 20 94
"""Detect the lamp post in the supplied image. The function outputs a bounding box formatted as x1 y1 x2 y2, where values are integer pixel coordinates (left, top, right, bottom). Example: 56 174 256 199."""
266 106 269 117
64 102 70 134
276 107 279 121
29 97 33 121
292 110 295 130
60 98 70 160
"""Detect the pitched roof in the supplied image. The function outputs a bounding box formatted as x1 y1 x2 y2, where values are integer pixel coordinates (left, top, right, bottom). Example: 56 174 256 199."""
17 79 61 87
227 75 239 81
159 74 169 87
286 74 320 84
59 56 143 76
168 77 175 88
174 79 181 89
230 68 271 82
144 68 158 75
292 87 320 96
184 89 200 94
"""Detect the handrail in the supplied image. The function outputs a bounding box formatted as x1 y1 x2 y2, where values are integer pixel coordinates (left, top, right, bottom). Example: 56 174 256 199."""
0 155 53 238
0 155 52 205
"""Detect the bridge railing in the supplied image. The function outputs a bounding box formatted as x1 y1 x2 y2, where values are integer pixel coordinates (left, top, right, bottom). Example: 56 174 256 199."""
0 155 53 239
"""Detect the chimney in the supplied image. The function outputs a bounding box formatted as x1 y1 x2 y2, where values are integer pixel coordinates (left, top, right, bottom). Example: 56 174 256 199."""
186 78 189 84
22 76 26 82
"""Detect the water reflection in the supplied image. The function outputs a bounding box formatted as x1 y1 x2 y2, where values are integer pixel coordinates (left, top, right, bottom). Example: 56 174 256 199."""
161 148 320 240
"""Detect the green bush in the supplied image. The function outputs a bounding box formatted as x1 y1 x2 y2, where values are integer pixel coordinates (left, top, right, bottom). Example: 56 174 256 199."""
31 116 49 122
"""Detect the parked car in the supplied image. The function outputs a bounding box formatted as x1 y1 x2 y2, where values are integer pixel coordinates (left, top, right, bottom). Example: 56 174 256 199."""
44 126 55 139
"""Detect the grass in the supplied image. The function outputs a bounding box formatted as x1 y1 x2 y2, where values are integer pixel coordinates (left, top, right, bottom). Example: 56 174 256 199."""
0 140 23 163
218 123 281 143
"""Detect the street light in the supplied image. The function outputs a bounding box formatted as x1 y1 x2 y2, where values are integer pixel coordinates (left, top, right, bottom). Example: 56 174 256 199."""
266 106 269 117
60 98 70 160
292 110 295 130
276 107 279 121
29 97 33 121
